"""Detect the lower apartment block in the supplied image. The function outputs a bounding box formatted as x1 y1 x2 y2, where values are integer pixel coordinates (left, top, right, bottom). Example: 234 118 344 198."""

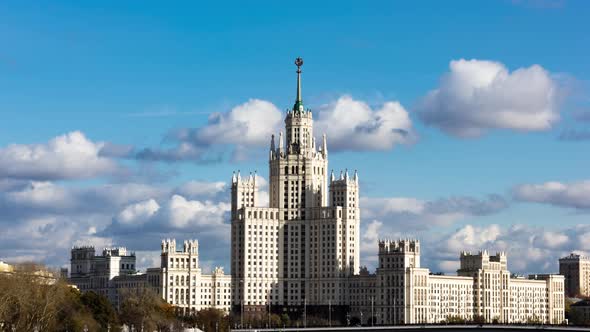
68 238 564 324
68 239 232 314
349 239 564 325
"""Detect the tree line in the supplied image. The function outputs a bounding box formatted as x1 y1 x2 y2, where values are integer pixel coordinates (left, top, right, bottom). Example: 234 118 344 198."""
0 264 226 332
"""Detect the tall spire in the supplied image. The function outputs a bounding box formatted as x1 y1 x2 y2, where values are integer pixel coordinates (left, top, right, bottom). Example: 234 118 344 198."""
293 57 304 112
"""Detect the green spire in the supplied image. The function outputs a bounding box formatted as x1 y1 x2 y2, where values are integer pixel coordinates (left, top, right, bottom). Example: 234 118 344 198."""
293 57 304 112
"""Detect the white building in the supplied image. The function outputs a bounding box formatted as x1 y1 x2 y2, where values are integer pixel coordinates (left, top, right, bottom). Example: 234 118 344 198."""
158 239 232 314
228 58 566 325
68 58 567 324
361 240 565 325
231 57 360 315
69 240 231 314
69 246 138 304
559 253 590 297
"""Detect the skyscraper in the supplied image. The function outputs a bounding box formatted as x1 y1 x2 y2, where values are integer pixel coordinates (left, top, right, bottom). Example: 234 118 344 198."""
231 58 360 314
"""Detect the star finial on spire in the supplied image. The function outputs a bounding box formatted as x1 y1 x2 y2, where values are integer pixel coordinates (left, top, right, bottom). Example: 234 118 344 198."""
295 57 303 72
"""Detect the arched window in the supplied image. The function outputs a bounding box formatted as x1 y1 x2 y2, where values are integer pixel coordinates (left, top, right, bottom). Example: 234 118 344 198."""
284 166 288 175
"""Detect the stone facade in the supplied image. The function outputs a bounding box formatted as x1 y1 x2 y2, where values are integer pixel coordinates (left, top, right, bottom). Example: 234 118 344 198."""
231 58 360 314
68 241 231 313
69 246 138 305
559 253 590 297
355 241 565 325
66 59 568 323
228 59 566 325
158 239 232 314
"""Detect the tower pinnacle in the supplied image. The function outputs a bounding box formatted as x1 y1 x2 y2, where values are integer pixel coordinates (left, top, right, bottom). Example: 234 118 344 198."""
294 57 304 112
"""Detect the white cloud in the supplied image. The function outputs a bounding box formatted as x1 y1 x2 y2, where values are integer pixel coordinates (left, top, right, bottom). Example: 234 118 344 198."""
361 194 507 230
0 180 166 218
359 194 508 271
0 131 124 180
108 194 230 234
513 180 590 209
193 99 282 147
175 181 227 200
315 96 415 151
417 59 560 137
162 195 229 228
6 181 72 209
136 99 282 162
428 223 589 274
135 250 161 272
443 224 502 253
0 178 233 270
137 96 416 162
116 199 160 226
536 231 569 249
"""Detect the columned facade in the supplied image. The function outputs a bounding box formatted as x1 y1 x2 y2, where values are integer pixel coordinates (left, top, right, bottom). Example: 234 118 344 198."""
231 58 360 315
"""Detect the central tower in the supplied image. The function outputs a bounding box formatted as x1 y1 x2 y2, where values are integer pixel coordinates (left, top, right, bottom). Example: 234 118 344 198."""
231 58 360 315
269 57 329 221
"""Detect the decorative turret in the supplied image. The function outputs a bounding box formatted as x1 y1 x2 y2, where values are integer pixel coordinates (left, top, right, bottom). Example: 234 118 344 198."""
458 249 508 274
270 134 276 159
161 238 177 253
377 239 421 269
231 169 258 219
330 168 360 208
182 239 199 254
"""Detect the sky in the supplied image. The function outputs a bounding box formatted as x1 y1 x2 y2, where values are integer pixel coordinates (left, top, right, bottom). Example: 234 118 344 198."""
1 0 589 275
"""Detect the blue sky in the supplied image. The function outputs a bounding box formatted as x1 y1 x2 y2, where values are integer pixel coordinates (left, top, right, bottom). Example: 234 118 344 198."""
1 0 589 274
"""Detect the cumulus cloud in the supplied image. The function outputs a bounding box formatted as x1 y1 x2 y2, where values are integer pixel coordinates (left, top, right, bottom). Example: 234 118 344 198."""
136 99 282 162
513 180 590 209
361 194 508 230
100 193 232 266
105 194 230 236
314 96 415 151
116 199 160 226
161 195 229 229
0 180 167 220
190 99 283 147
0 178 234 269
98 142 135 158
428 223 590 274
417 59 561 137
135 250 162 272
175 181 227 200
359 194 508 270
136 96 415 162
0 131 125 180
